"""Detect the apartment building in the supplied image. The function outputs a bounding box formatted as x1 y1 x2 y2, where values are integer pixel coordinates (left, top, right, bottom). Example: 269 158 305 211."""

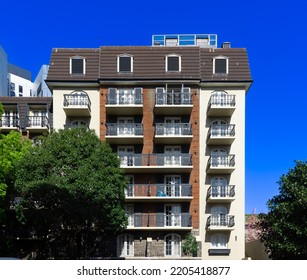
0 96 53 138
46 34 252 259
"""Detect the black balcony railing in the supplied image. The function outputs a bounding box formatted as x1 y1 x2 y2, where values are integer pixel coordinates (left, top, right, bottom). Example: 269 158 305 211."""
208 155 235 168
207 185 235 199
155 123 192 136
129 213 191 227
206 214 235 228
119 153 192 167
208 124 235 138
155 92 192 105
125 184 192 197
106 123 143 136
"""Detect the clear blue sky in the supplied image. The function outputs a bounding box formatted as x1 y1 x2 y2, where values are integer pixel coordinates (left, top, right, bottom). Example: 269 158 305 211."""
1 0 306 214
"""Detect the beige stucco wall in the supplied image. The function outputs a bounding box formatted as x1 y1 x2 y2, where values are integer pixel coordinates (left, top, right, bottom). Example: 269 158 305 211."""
199 87 246 259
52 88 100 136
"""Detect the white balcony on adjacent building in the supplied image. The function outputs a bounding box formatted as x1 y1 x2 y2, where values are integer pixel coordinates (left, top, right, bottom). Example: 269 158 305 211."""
207 185 235 202
206 214 235 231
155 123 192 144
207 93 235 116
63 92 91 116
118 153 193 173
207 124 235 145
0 116 20 131
26 116 49 133
125 184 192 201
106 123 143 144
207 155 235 174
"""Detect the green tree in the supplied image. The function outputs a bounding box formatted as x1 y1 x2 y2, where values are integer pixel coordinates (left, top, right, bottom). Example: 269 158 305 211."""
257 161 307 259
0 131 32 222
12 127 128 259
182 233 198 257
0 102 4 116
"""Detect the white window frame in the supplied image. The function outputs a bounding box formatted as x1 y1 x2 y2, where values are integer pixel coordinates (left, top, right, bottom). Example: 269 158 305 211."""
213 56 228 74
70 56 86 75
165 54 181 72
117 54 133 73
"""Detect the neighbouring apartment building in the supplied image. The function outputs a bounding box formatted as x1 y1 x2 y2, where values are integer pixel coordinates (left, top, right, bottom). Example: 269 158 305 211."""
44 34 252 259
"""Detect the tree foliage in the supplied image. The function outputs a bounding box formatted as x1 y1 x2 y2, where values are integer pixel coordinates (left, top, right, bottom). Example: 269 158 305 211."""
0 131 31 222
257 161 307 259
182 233 198 257
11 127 128 259
0 102 4 116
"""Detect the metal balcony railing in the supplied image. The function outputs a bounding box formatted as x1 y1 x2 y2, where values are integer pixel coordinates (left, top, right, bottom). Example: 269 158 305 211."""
209 94 235 107
207 185 235 199
63 93 91 111
156 92 192 105
207 214 235 228
208 124 235 138
106 123 143 136
125 184 192 197
0 116 20 128
129 213 191 227
107 91 143 105
119 153 192 167
27 116 49 128
208 155 235 168
155 123 192 136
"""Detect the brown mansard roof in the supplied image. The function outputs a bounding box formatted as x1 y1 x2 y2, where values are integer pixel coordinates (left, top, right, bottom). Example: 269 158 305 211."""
46 46 252 82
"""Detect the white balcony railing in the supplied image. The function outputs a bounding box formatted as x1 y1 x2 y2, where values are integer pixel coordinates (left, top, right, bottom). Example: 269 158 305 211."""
106 123 143 136
155 123 192 136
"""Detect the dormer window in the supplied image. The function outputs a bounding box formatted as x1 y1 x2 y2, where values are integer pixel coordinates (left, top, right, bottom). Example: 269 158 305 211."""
166 54 181 72
70 56 85 75
213 56 228 74
117 55 133 73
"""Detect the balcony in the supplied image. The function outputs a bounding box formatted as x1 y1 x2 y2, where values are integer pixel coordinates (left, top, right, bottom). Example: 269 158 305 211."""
106 123 143 144
125 184 192 201
155 123 192 144
206 214 235 230
207 185 235 202
127 213 192 230
26 116 49 133
207 94 235 116
155 92 193 115
0 116 20 131
207 155 235 174
63 93 91 116
119 153 193 173
207 124 235 145
106 89 143 115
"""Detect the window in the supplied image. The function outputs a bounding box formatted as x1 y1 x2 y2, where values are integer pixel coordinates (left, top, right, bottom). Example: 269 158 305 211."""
19 85 23 93
117 234 134 257
166 55 181 72
165 234 181 257
211 233 227 249
70 56 85 75
118 55 133 72
213 57 228 74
